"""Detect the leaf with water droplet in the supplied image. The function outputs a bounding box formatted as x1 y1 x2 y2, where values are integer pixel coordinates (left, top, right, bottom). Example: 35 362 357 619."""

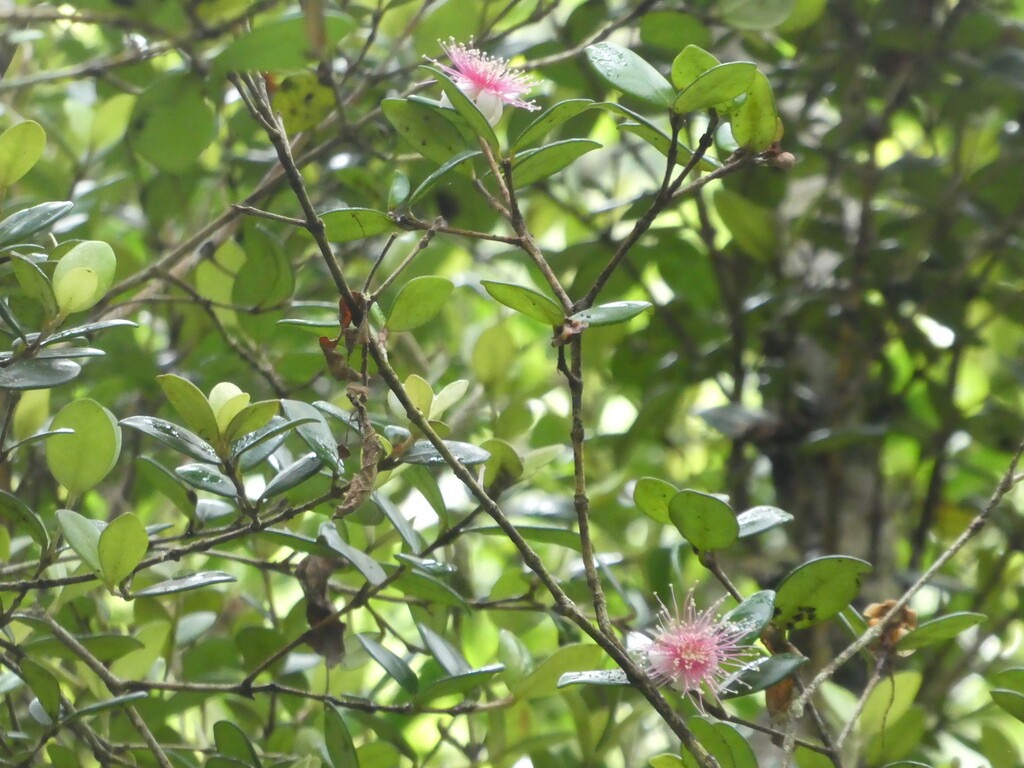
557 669 630 688
120 415 218 462
399 440 490 466
585 43 675 108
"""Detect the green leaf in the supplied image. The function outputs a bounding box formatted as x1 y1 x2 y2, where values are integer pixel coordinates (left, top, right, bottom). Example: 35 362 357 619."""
861 670 921 735
214 720 262 767
46 399 122 496
357 634 419 694
37 318 136 346
382 98 473 166
423 66 500 152
18 659 61 722
736 506 793 537
408 149 482 205
64 692 149 723
991 688 1024 723
773 556 873 630
213 12 353 74
585 43 675 108
281 399 345 474
719 0 797 31
175 463 237 498
416 664 504 703
688 718 757 768
391 569 468 609
568 301 652 328
482 280 564 325
730 71 779 151
132 571 236 597
720 652 807 698
468 525 581 551
56 508 103 575
513 99 597 150
713 188 778 261
51 240 117 315
386 276 454 332
272 72 336 133
0 201 73 248
650 756 686 768
318 522 387 586
722 590 776 643
399 440 490 466
129 71 216 173
324 704 360 768
0 490 49 549
388 170 410 209
897 612 986 651
671 45 720 90
672 62 757 114
557 669 629 688
98 513 148 591
0 358 81 390
633 477 678 524
417 623 472 676
119 415 218 462
259 452 323 501
0 121 46 187
512 644 606 700
668 489 738 551
157 374 219 442
321 208 396 242
224 400 279 444
511 139 602 187
11 255 58 319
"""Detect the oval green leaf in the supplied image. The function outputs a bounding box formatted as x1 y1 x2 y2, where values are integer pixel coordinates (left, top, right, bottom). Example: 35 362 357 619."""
11 255 58 319
119 415 218 462
672 62 757 114
736 505 793 538
129 71 216 173
387 276 454 332
258 452 323 501
720 652 807 698
773 555 873 631
98 513 149 590
46 399 122 497
481 280 564 325
721 590 776 643
52 240 116 314
0 358 81 390
991 688 1024 723
0 121 46 188
897 612 986 651
318 522 386 586
382 98 473 166
56 508 103 575
633 476 678 524
730 70 779 151
0 201 73 248
357 634 419 694
557 669 629 688
585 43 675 108
511 139 601 187
213 12 353 74
668 489 738 551
0 490 50 549
720 0 797 31
321 208 396 242
513 99 596 151
156 374 219 443
132 571 236 597
408 149 482 206
568 301 652 328
213 720 262 766
399 440 490 466
281 399 344 474
671 45 720 90
175 464 236 498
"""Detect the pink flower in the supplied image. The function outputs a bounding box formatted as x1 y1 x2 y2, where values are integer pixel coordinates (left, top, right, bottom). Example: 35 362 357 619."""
430 38 541 125
646 589 754 708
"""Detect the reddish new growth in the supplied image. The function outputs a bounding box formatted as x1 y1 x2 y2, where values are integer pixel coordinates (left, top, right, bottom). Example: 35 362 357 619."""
430 38 540 125
646 589 754 708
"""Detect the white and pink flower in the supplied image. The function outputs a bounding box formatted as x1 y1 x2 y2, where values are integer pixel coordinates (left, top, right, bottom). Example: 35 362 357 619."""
430 38 540 125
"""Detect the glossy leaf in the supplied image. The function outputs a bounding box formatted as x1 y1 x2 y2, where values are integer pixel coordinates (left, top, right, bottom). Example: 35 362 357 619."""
51 240 116 315
132 571 236 597
119 415 218 463
585 43 675 108
897 612 986 651
736 506 793 538
0 358 81 390
224 400 279 444
213 12 353 74
671 45 720 90
773 556 873 630
36 318 137 346
730 70 779 151
672 62 757 114
382 98 472 165
357 634 419 694
511 139 602 187
281 399 344 474
387 276 454 332
175 463 237 498
0 489 49 549
567 301 652 328
321 208 396 242
633 477 678 524
688 718 758 768
416 664 504 703
482 280 564 325
0 121 46 187
720 652 807 698
722 590 776 643
513 99 597 150
399 439 490 466
669 489 738 551
11 254 58 319
557 668 629 688
318 522 387 585
259 452 323 500
98 513 148 590
0 201 73 248
64 692 149 723
45 399 122 496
